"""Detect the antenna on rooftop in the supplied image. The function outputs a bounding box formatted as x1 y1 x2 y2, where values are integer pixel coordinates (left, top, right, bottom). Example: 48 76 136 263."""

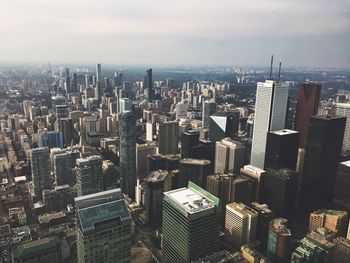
277 60 282 82
269 55 274 80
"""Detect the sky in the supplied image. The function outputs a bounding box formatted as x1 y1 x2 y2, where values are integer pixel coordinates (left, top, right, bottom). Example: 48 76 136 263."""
1 0 350 68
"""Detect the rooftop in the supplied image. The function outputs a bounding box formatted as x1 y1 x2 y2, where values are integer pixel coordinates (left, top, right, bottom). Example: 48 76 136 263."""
14 236 60 259
270 129 299 136
227 202 258 217
146 170 169 183
180 158 211 165
270 218 291 236
77 199 131 234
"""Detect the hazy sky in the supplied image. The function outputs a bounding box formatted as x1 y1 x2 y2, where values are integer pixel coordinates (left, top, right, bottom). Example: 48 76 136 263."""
1 0 350 68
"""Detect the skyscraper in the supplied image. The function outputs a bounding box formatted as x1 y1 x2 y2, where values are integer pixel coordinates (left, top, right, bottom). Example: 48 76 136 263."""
181 130 200 158
225 202 258 249
157 120 179 155
333 161 350 210
38 131 64 149
162 182 221 263
209 110 240 142
330 102 350 153
295 82 321 148
333 237 350 263
75 189 132 263
136 142 156 180
309 209 348 234
240 165 266 203
251 80 289 169
76 155 103 196
96 63 102 101
202 100 216 128
54 152 73 186
214 138 245 174
267 218 291 263
178 158 212 188
58 118 73 146
118 111 137 197
144 68 153 100
31 147 51 200
301 115 346 211
265 129 299 170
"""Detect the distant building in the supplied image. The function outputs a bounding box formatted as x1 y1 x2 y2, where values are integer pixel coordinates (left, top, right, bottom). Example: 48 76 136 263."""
13 236 62 263
215 138 245 174
31 147 51 201
333 160 350 210
295 82 321 148
162 182 221 263
330 102 350 153
144 68 154 100
225 202 258 249
75 189 131 263
251 80 289 169
267 218 291 263
53 152 74 186
136 142 156 180
144 170 171 229
76 155 103 196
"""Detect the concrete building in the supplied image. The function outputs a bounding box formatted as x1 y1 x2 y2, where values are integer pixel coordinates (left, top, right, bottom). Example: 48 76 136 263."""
240 165 266 203
162 182 221 263
225 202 258 249
215 138 245 174
251 80 289 169
75 188 131 263
31 147 51 201
38 131 64 149
76 155 103 196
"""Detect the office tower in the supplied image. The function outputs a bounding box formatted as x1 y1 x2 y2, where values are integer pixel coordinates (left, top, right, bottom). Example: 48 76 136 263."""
144 170 171 229
136 142 156 180
331 102 350 153
119 97 133 113
240 165 266 203
309 209 348 234
267 218 291 263
162 182 221 263
333 237 350 263
225 202 258 249
58 118 73 146
263 168 297 220
13 236 62 263
144 68 153 100
206 173 252 211
191 139 216 163
157 121 179 155
202 100 217 128
118 111 137 197
96 63 102 101
114 72 123 87
179 158 211 188
301 116 346 211
251 80 289 169
291 229 335 263
181 130 200 158
43 185 77 211
102 160 119 190
54 152 73 185
250 202 274 250
31 147 51 200
72 72 78 93
209 111 240 142
215 138 245 174
55 104 69 120
176 101 188 119
295 82 321 148
265 129 299 170
334 161 350 209
75 189 132 263
76 155 103 196
38 131 64 149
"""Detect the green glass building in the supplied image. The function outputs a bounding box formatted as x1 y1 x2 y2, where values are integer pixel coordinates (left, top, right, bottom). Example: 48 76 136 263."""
162 181 221 263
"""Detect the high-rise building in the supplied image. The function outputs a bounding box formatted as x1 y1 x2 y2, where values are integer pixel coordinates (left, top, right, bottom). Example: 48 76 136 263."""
75 189 132 263
265 129 299 170
136 142 157 180
76 155 103 196
13 236 62 263
96 63 102 101
333 160 350 210
58 118 73 146
202 100 217 128
263 168 297 220
267 218 291 263
114 72 123 87
144 68 154 100
295 82 321 148
240 165 266 203
191 139 216 164
301 115 346 211
162 182 221 263
119 97 133 113
144 170 171 229
209 110 240 142
181 130 200 158
251 80 289 169
102 160 119 190
215 138 245 174
241 244 270 263
250 202 274 250
157 120 179 155
179 158 212 188
31 147 51 200
53 152 73 186
118 111 136 197
309 209 348 235
330 102 350 153
225 202 258 249
333 237 350 263
72 72 78 93
38 131 64 149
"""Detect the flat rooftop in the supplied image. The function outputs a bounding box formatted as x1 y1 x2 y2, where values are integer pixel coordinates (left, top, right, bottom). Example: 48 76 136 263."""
270 129 299 136
146 170 169 182
180 158 211 165
226 202 258 216
164 187 215 214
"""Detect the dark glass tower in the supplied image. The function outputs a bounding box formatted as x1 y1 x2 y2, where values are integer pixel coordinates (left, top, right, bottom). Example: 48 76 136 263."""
301 115 346 212
118 111 137 197
181 130 200 158
265 129 299 170
144 68 153 100
208 110 239 142
295 82 321 148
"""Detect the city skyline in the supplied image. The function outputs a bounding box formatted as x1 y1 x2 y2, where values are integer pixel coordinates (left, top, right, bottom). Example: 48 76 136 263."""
1 0 350 68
